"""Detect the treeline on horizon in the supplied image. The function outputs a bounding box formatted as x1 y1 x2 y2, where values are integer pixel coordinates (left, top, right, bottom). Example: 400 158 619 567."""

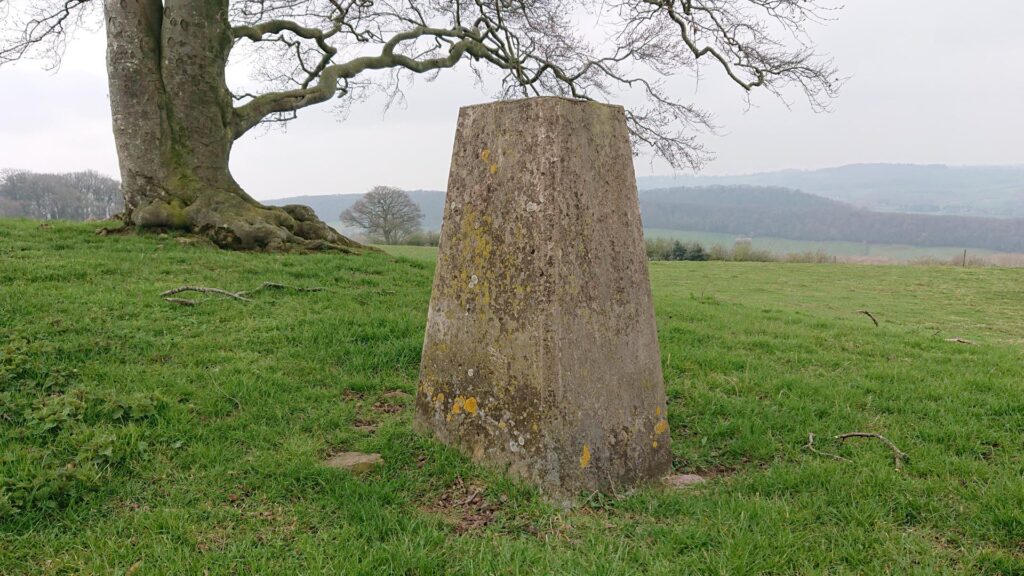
0 170 123 221
3 169 1022 253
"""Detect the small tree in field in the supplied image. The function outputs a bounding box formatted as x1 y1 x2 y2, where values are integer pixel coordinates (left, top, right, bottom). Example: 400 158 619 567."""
341 186 423 244
670 240 688 261
683 241 708 261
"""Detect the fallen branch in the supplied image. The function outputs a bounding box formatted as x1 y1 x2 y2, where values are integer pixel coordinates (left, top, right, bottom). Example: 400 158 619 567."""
160 286 252 301
160 282 324 305
856 309 879 327
945 337 976 345
836 432 909 470
802 432 850 463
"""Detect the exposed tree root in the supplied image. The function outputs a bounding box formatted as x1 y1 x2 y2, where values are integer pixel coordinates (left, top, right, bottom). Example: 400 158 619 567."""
160 282 324 306
191 201 365 252
115 189 371 253
804 432 909 470
856 309 879 327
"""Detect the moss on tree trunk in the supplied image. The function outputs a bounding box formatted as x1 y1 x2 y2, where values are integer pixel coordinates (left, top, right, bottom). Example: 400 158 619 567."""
102 0 362 252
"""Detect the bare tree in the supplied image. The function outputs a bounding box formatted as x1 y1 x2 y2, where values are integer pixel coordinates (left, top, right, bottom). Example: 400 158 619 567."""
341 186 424 244
0 170 123 220
65 170 123 220
0 0 838 251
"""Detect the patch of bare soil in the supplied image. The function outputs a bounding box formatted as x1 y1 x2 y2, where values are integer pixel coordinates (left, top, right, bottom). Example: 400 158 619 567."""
352 418 378 432
372 401 403 414
422 477 500 534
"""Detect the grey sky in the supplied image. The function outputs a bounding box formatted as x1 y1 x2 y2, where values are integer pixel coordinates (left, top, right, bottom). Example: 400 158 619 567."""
1 0 1021 201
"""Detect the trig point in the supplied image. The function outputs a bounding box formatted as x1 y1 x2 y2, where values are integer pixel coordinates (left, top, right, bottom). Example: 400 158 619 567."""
415 97 671 497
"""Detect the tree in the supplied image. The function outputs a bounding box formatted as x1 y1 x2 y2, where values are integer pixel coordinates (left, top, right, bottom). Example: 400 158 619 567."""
1 0 837 251
341 186 423 244
683 241 708 261
65 171 124 220
670 240 687 261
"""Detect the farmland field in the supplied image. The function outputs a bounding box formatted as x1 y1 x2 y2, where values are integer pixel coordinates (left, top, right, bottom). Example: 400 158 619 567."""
644 228 1004 261
2 220 1023 574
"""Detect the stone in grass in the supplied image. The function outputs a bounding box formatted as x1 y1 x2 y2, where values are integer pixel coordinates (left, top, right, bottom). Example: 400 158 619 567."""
663 474 705 488
324 452 383 474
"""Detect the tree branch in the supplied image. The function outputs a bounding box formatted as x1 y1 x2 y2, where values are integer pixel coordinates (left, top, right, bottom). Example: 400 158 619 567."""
0 0 96 67
231 26 490 138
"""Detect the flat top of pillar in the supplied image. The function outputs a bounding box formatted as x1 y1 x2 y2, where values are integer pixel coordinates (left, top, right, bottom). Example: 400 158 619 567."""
459 96 626 114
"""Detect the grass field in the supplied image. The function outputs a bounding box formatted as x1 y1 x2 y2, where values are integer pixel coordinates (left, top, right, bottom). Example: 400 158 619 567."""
3 219 1023 574
644 228 1003 261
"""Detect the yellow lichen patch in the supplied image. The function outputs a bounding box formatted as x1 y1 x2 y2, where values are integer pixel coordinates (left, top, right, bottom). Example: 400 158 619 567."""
463 396 478 414
488 163 498 174
654 419 669 435
579 444 592 469
531 423 539 432
451 396 465 414
433 392 445 405
452 207 495 309
655 406 661 416
481 148 491 162
498 421 507 430
652 440 659 449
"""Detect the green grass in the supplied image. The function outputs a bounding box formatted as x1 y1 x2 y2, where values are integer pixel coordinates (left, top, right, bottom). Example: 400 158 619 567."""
644 228 1003 260
371 244 440 262
2 219 1023 574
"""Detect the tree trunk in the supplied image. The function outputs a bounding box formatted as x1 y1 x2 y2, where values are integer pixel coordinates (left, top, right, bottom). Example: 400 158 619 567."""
102 0 361 251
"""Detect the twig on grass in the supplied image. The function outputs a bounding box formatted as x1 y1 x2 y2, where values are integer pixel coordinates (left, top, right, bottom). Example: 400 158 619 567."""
836 432 909 471
945 337 976 345
160 286 252 301
462 488 483 506
804 432 909 471
856 309 879 327
159 282 324 305
802 433 850 463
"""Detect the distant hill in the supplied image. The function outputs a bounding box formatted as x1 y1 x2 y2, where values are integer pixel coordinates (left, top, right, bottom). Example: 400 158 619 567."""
639 186 846 211
639 185 1023 253
638 164 1024 218
268 184 1024 253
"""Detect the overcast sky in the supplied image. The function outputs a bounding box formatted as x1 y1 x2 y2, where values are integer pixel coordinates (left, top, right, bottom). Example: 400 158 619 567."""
1 0 1022 201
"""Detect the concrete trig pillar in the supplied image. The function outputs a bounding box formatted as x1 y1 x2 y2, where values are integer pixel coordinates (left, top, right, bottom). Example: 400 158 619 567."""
415 97 671 497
